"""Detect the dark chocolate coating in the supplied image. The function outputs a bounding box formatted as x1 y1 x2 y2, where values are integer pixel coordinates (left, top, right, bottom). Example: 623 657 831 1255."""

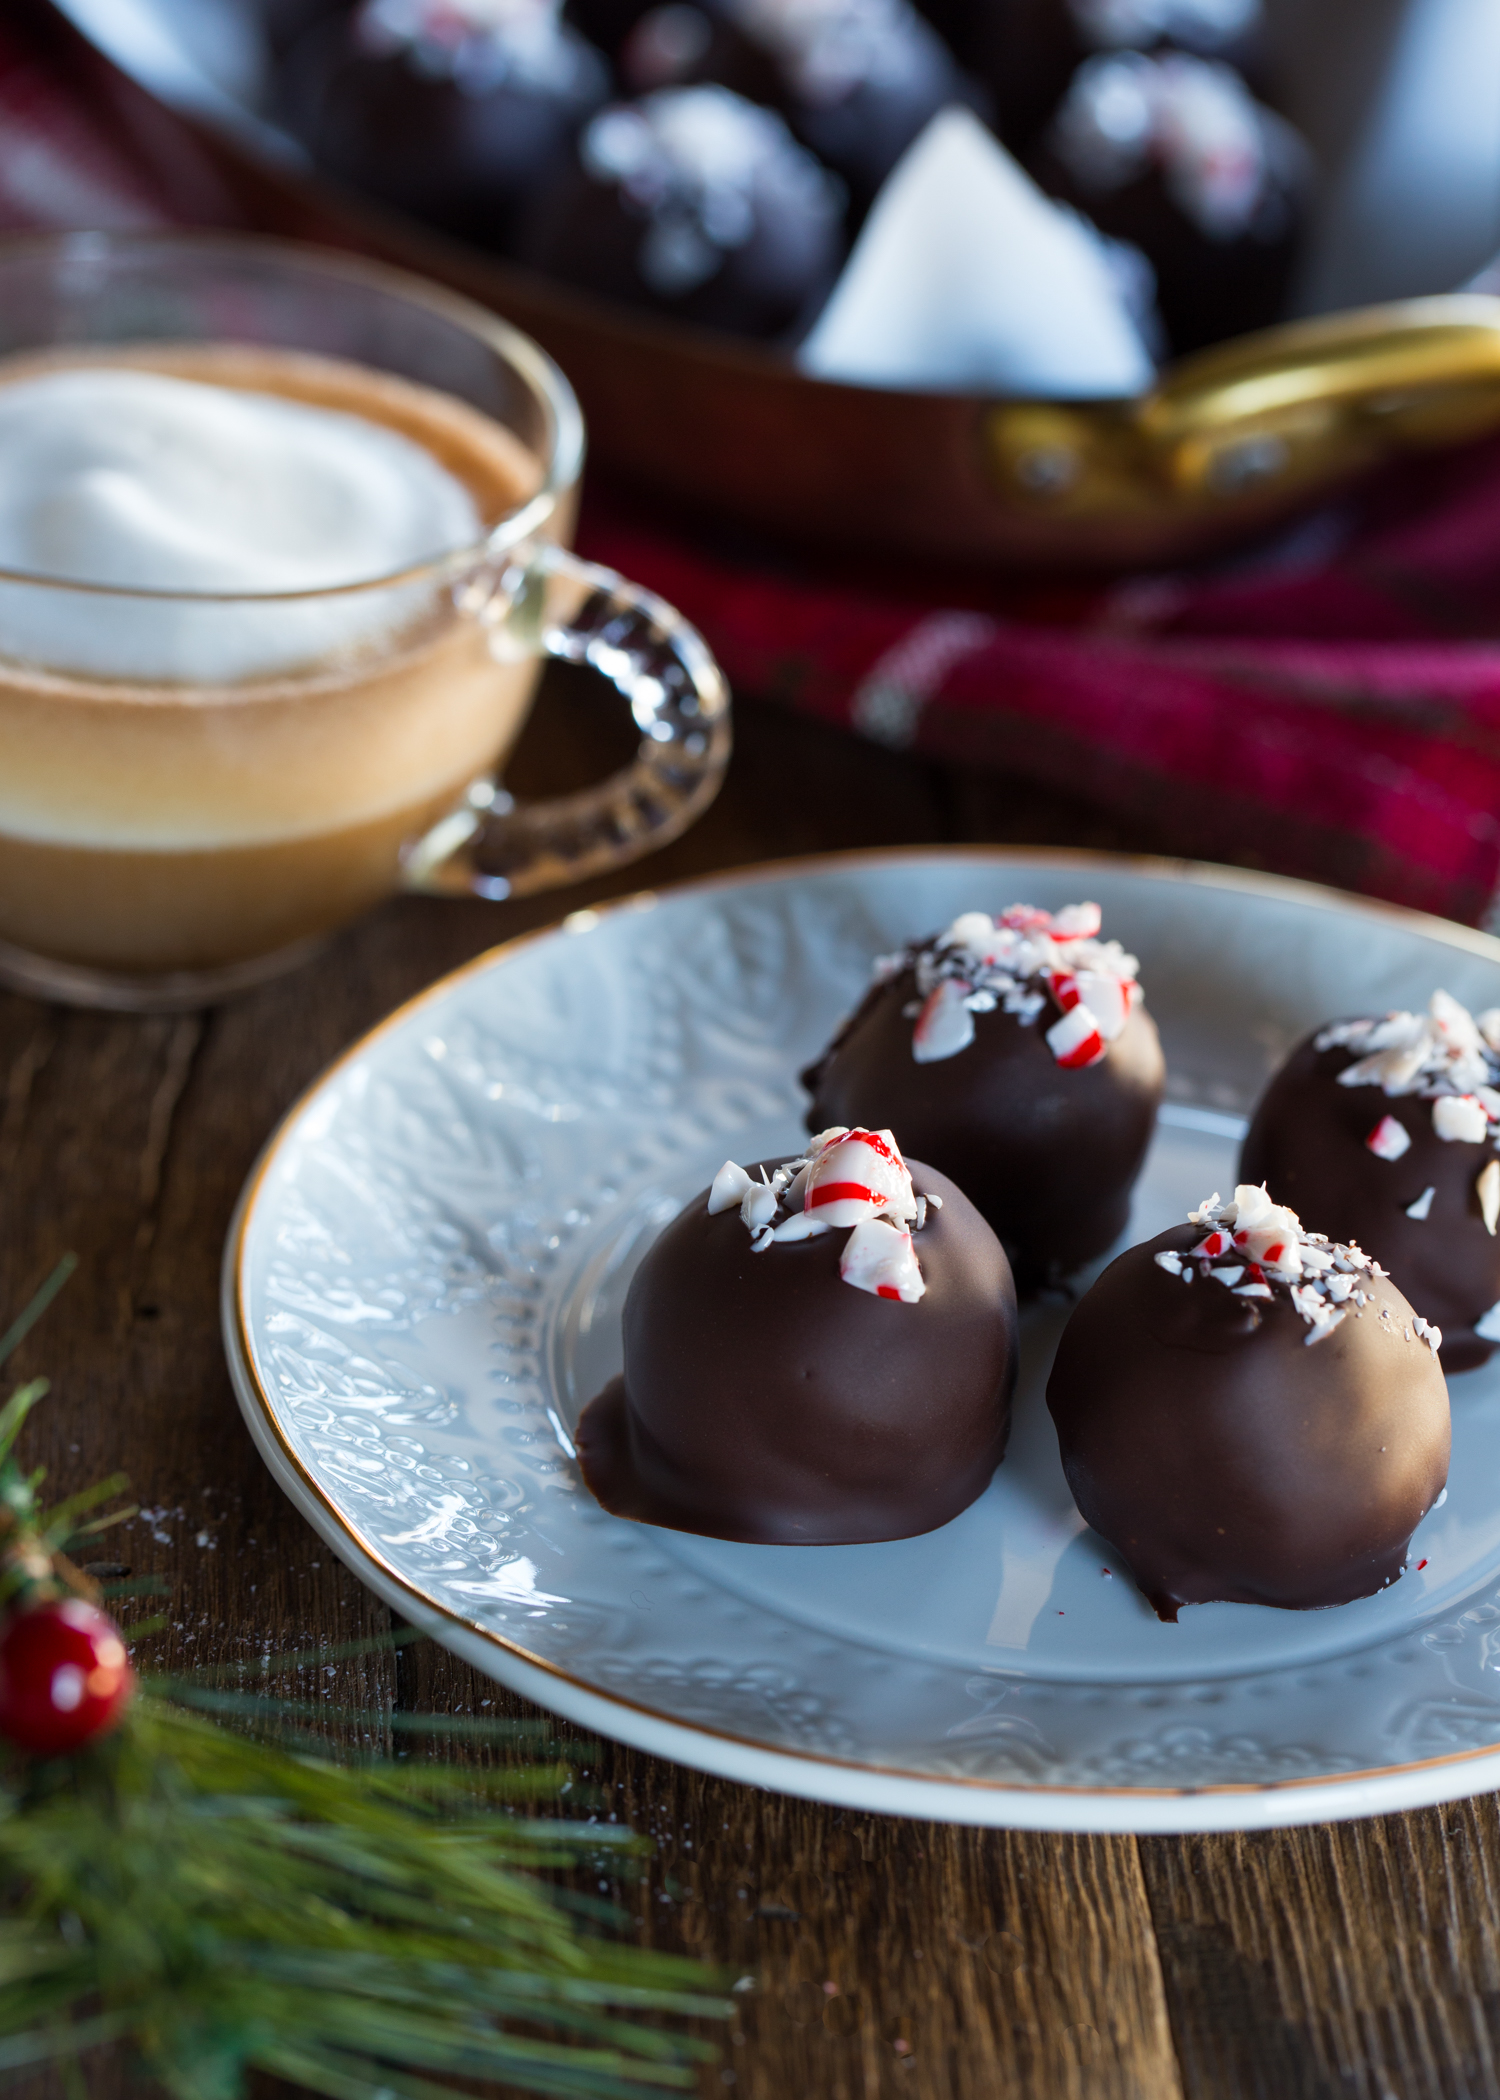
682 1 973 217
285 14 607 253
615 2 970 211
802 966 1165 1291
1031 122 1305 355
1047 1222 1451 1619
576 1160 1017 1543
975 0 1271 155
521 93 845 339
1241 1029 1500 1373
565 0 659 57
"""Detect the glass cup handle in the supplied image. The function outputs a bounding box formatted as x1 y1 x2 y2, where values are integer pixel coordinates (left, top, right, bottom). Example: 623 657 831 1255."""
401 540 732 902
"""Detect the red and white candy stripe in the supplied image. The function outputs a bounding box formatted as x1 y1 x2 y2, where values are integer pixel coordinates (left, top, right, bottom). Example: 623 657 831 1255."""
1045 1002 1106 1070
912 977 975 1063
803 1127 917 1230
1365 1114 1411 1161
839 1220 926 1303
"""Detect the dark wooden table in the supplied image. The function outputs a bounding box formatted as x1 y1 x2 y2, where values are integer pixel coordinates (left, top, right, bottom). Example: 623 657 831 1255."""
7 668 1500 2100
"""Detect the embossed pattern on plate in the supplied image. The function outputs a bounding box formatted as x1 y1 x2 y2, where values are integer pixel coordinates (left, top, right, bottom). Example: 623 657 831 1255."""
225 851 1500 1830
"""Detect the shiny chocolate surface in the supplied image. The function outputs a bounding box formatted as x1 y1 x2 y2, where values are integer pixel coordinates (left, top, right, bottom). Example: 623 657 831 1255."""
1241 1029 1500 1372
1047 1221 1451 1620
802 963 1164 1290
578 1158 1017 1543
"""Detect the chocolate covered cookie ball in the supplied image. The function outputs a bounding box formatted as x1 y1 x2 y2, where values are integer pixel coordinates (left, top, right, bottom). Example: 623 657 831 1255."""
1031 49 1310 352
1047 1185 1450 1620
620 0 972 216
1241 991 1500 1374
577 1127 1017 1543
802 903 1165 1291
563 0 658 56
521 83 845 336
286 0 608 252
978 0 1269 155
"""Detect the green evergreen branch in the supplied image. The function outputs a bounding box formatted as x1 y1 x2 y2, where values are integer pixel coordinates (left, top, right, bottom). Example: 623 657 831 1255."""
0 1256 77 1375
0 1698 729 2096
0 1262 734 2097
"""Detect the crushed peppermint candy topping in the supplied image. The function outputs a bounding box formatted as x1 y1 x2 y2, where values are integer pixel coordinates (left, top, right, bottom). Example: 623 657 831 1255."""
1319 990 1500 1147
887 901 1141 1070
1366 1114 1411 1162
1153 1184 1442 1354
706 1126 932 1302
1479 1159 1500 1236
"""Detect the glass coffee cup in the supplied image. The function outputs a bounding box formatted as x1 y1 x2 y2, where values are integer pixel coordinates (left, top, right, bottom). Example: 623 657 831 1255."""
0 232 731 1010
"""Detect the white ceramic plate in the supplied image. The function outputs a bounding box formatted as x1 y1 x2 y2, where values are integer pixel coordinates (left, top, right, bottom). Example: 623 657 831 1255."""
224 850 1500 1831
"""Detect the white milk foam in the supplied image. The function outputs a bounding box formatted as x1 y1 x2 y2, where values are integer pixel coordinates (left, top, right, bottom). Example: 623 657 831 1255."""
0 368 483 683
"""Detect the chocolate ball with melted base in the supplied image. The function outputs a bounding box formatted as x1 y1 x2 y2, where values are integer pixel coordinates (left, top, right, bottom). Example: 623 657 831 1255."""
1241 1000 1500 1373
577 1154 1016 1543
1047 1206 1451 1620
802 906 1165 1292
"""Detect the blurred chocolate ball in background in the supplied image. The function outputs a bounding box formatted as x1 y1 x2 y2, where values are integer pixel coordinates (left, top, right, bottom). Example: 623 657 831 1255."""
618 0 975 217
1031 48 1310 352
978 0 1269 155
521 83 847 336
283 0 609 252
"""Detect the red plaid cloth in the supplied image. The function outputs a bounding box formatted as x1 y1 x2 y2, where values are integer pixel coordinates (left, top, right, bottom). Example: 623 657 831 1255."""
577 438 1500 927
12 0 1500 929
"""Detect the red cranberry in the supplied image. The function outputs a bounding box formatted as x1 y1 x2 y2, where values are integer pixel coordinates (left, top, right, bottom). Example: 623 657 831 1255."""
0 1600 132 1754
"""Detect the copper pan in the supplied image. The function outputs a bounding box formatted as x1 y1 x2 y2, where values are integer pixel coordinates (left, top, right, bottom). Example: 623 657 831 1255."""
49 0 1500 573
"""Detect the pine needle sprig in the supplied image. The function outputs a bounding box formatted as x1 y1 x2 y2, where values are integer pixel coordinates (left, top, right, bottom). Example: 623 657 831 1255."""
0 1262 734 2099
0 1697 730 2097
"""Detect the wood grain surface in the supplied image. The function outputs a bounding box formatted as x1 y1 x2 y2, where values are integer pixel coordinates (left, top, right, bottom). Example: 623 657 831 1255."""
6 672 1500 2100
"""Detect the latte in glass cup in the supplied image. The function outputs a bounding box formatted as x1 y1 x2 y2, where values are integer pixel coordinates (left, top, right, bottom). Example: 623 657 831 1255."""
0 233 730 1012
0 343 555 980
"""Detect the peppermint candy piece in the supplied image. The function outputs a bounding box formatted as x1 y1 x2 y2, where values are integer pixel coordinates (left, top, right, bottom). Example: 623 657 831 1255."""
1048 901 1103 941
1366 1115 1411 1162
708 1160 753 1213
839 1219 926 1303
941 910 1001 959
1433 1094 1488 1143
1230 1184 1303 1274
1042 963 1131 1044
1046 1001 1106 1069
912 977 976 1063
905 900 1140 1067
1169 1185 1388 1338
709 1132 933 1305
1478 1159 1500 1236
741 1178 779 1230
803 1127 917 1230
1324 991 1500 1113
1072 969 1128 1040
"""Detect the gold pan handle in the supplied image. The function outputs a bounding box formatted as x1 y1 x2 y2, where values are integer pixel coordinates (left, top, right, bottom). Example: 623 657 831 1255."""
984 294 1500 531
